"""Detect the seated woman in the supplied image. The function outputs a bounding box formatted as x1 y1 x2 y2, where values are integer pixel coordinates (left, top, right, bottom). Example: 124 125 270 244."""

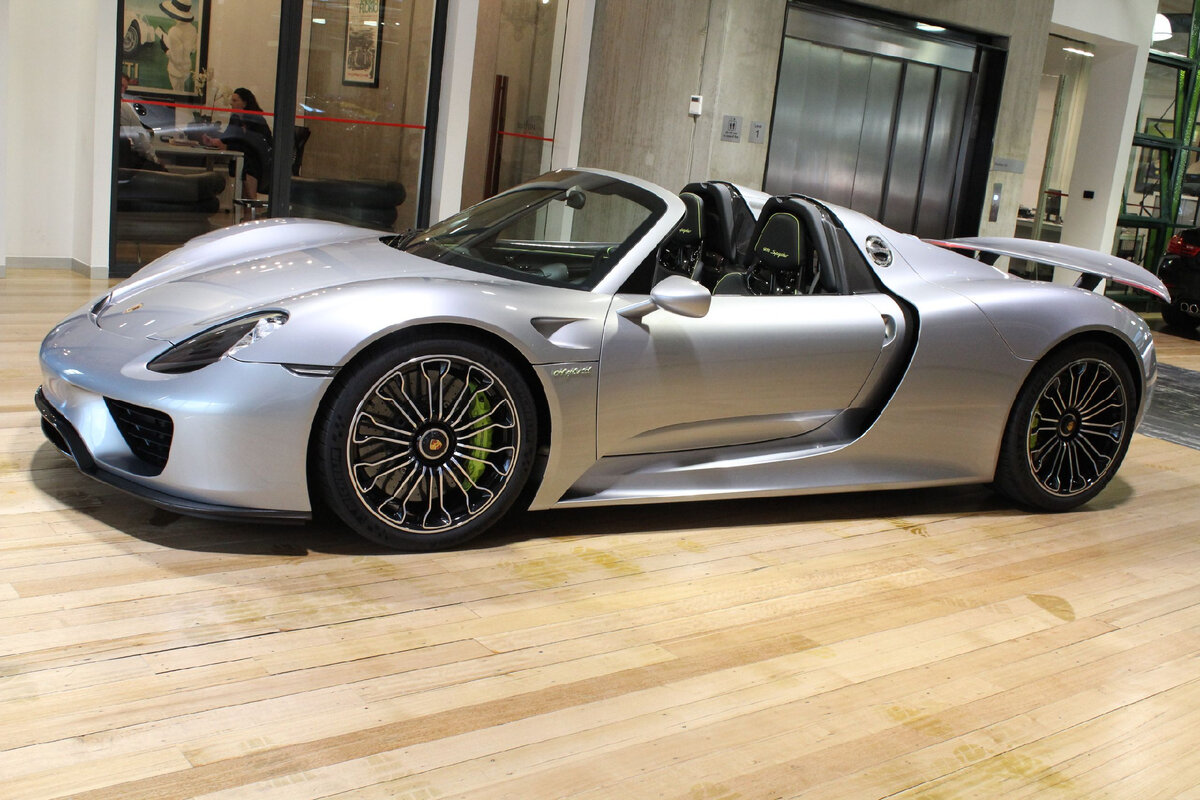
201 87 273 198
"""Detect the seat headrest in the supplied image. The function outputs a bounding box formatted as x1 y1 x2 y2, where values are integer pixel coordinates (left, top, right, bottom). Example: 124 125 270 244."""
674 192 704 245
753 212 805 271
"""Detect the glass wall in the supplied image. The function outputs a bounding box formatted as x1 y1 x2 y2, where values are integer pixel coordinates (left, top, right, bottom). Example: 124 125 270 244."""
460 0 565 208
113 0 436 276
115 0 282 275
289 0 436 233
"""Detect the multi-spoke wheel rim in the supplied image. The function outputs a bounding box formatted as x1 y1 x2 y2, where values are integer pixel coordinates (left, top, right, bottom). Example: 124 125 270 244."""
347 354 520 534
1024 358 1128 497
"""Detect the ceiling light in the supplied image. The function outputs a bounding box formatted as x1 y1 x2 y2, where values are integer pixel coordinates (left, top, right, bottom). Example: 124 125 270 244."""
916 22 946 33
1154 13 1173 42
1063 46 1095 57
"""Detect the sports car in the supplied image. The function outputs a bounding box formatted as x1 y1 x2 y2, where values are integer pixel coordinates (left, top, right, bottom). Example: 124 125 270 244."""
37 168 1169 550
1156 226 1200 331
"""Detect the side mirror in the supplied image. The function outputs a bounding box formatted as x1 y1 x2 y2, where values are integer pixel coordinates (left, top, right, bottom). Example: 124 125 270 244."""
618 275 712 320
565 186 586 209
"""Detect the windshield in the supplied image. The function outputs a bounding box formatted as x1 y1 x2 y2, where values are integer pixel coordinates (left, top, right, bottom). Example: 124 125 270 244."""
399 171 667 290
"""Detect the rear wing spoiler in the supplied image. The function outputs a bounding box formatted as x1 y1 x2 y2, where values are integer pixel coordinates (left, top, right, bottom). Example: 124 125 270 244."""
927 236 1170 303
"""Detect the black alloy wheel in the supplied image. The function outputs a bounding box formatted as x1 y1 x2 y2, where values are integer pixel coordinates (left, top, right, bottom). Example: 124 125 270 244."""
315 338 537 550
995 342 1135 511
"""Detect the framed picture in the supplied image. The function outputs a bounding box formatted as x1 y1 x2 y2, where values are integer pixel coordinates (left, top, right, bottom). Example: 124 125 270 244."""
118 0 209 98
344 0 386 87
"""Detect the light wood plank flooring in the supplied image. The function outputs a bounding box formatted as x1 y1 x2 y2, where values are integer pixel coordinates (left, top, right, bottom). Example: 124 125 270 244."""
3 267 1200 799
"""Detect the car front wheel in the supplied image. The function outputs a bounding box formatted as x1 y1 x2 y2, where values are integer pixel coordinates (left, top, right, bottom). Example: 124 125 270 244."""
315 338 537 550
994 342 1135 511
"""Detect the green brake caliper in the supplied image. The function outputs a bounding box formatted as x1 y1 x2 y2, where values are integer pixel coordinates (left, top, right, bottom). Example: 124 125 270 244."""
464 385 493 482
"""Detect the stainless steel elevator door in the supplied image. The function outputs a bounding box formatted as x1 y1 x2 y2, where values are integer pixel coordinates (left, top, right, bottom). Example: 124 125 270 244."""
765 8 979 239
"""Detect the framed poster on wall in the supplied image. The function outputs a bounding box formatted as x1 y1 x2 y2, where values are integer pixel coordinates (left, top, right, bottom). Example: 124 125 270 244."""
344 0 385 87
119 0 209 97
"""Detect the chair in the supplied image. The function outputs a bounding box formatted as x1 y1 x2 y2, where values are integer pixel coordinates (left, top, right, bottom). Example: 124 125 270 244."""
653 191 705 284
232 126 309 221
292 125 311 175
677 180 758 287
714 202 818 296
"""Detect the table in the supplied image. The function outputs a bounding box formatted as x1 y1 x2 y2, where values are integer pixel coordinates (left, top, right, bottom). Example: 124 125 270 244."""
152 141 245 216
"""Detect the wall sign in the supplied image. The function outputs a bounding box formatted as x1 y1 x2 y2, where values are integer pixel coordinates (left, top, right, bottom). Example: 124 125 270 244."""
721 115 743 143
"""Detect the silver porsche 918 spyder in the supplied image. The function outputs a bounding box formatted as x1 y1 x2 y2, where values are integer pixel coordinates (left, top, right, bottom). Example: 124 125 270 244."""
38 168 1169 550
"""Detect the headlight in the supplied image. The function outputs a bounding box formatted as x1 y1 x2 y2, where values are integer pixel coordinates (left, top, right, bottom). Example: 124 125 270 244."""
148 311 288 374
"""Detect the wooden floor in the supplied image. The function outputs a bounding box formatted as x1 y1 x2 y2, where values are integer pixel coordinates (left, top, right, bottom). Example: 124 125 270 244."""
4 267 1200 799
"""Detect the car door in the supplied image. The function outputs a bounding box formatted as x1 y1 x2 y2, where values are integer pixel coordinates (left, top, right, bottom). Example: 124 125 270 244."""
596 291 891 456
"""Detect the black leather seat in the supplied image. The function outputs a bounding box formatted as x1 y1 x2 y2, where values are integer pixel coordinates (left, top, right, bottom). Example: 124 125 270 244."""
680 180 758 286
654 191 705 282
715 210 811 295
713 194 841 296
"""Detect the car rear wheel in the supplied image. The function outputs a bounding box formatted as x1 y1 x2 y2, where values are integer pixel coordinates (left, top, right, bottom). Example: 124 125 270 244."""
994 342 1135 511
315 338 537 550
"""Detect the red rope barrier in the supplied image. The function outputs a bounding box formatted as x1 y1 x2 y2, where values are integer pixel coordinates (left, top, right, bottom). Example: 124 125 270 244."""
496 130 554 142
128 97 426 130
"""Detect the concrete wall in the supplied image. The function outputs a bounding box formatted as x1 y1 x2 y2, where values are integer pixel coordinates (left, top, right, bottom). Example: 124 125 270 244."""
690 0 787 189
578 1 712 191
578 0 1154 249
579 0 786 192
579 0 1055 233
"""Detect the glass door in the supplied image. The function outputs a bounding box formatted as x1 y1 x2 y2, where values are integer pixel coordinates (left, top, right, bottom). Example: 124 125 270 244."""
114 0 441 278
287 0 437 233
115 0 282 276
461 0 567 208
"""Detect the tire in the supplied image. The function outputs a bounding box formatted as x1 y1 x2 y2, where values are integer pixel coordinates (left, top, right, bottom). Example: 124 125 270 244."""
123 22 140 55
994 342 1135 512
314 338 537 550
1161 301 1197 331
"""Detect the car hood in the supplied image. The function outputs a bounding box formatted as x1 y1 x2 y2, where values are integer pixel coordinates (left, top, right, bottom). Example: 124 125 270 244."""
96 219 480 340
